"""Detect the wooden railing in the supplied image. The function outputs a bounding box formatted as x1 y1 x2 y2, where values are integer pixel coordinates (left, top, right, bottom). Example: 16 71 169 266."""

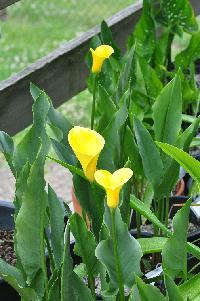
0 0 199 135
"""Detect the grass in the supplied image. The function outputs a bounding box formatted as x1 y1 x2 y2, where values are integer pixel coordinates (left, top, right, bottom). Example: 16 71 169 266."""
0 0 133 143
0 0 132 80
0 0 132 166
0 1 199 144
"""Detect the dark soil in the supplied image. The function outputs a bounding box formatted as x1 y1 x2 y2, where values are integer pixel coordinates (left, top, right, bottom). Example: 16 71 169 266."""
0 230 16 266
140 220 200 234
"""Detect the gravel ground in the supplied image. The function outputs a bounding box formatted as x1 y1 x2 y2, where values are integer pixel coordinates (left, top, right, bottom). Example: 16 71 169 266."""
0 161 73 204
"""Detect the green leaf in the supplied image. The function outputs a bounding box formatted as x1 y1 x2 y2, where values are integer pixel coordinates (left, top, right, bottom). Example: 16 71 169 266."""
70 213 98 277
130 195 200 261
153 30 169 67
156 142 200 187
73 175 104 240
61 223 76 301
179 273 200 301
0 131 15 176
136 276 166 301
155 118 200 198
133 0 155 62
138 57 163 99
162 199 192 279
123 126 143 177
13 91 50 175
51 138 77 166
177 117 200 151
95 208 142 295
14 163 30 215
99 101 128 171
160 0 198 33
153 73 182 146
72 273 93 301
100 20 121 59
165 273 184 301
30 83 72 146
115 45 135 103
15 147 47 283
176 32 200 69
48 276 60 301
134 117 163 190
138 237 167 254
47 156 86 179
0 259 38 301
30 82 43 100
48 185 64 268
61 223 93 301
97 85 117 133
182 114 198 124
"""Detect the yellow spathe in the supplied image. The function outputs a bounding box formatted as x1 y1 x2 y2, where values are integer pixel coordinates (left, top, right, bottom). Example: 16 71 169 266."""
68 126 105 182
90 45 114 73
94 168 133 208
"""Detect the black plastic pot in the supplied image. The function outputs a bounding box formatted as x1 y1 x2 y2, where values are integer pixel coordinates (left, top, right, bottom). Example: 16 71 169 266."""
0 201 20 301
0 201 101 300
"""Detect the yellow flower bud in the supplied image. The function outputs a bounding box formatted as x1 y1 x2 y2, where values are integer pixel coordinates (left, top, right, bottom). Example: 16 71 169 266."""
94 168 133 208
68 126 105 182
90 45 114 73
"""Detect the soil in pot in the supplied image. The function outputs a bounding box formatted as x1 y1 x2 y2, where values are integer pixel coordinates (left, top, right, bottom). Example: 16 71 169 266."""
0 229 16 266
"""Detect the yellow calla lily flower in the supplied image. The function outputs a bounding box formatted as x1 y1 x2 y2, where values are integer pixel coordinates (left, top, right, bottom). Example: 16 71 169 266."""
90 45 114 73
94 168 133 208
68 126 105 182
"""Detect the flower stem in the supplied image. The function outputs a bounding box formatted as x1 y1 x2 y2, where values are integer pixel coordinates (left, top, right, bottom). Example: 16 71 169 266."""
165 194 170 232
91 75 98 130
110 209 125 301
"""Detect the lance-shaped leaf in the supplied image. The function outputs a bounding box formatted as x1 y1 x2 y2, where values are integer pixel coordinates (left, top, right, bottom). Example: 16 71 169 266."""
48 185 65 268
133 0 155 62
99 101 128 171
0 259 38 300
73 174 104 240
153 73 182 146
61 223 76 301
138 57 163 99
176 32 200 69
155 117 200 198
48 156 85 179
115 45 135 103
130 195 200 261
162 199 192 279
70 213 98 277
61 223 93 301
136 276 166 301
51 138 77 166
165 273 184 301
156 142 200 188
97 85 117 133
13 91 50 175
15 148 47 283
30 83 72 146
138 237 167 254
0 131 15 176
179 272 200 301
123 126 143 177
95 208 142 295
100 20 121 59
160 0 198 33
134 117 163 190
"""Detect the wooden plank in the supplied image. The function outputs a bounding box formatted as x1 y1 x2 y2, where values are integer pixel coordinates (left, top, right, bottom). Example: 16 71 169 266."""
0 0 20 10
0 0 199 135
0 1 142 135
